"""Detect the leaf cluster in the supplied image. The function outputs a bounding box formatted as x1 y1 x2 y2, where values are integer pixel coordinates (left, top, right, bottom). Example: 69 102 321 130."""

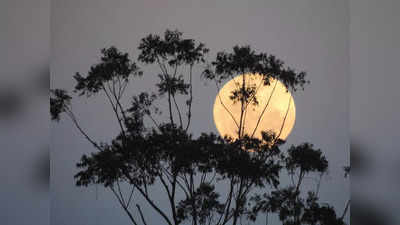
138 29 209 66
73 46 142 97
285 143 328 174
50 89 71 121
157 74 190 96
203 45 308 92
177 183 225 225
250 189 345 225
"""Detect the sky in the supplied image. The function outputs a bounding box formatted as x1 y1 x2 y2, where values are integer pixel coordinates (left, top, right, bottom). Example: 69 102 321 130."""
0 1 49 225
2 0 400 225
4 0 400 225
350 0 400 224
50 0 349 224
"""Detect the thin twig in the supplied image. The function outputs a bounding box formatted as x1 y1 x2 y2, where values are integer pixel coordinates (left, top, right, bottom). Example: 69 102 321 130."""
110 187 139 225
341 200 350 220
65 108 102 151
172 94 183 128
136 204 149 225
101 84 127 139
127 186 135 207
122 171 174 225
146 113 160 130
117 180 126 206
250 79 278 138
275 96 292 142
185 64 194 131
315 173 323 196
215 81 240 130
238 73 246 138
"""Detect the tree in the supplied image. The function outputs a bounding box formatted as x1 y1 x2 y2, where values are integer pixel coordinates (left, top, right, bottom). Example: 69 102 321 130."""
51 29 349 225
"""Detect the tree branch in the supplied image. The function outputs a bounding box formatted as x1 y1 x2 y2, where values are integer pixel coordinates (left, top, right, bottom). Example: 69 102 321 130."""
117 180 126 206
127 186 135 208
65 107 102 151
218 179 235 225
136 204 149 225
122 170 173 225
185 64 194 131
110 187 139 225
250 79 278 138
101 84 127 139
341 199 350 220
172 94 183 128
215 81 240 131
238 73 246 138
156 57 175 125
275 96 292 142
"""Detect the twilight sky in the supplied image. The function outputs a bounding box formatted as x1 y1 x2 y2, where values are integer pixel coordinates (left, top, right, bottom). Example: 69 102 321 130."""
51 0 349 224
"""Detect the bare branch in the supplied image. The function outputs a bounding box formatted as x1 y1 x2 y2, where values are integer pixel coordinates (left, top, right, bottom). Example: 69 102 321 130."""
117 180 126 206
315 173 324 196
127 186 135 207
136 204 149 225
101 84 127 139
65 107 102 151
146 113 160 130
341 200 350 220
120 80 129 99
185 64 194 131
172 94 183 128
250 79 278 138
110 187 139 225
123 171 173 225
275 96 292 142
215 81 240 130
218 179 235 225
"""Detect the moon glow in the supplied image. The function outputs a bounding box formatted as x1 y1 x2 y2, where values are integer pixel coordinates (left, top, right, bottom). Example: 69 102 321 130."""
213 73 296 141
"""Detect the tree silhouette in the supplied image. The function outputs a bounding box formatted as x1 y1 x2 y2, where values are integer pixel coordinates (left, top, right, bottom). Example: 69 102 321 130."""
51 29 349 225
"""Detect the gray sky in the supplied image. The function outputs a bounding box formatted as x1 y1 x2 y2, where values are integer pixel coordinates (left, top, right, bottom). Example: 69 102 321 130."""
350 0 400 224
51 0 349 224
3 0 400 225
0 1 49 225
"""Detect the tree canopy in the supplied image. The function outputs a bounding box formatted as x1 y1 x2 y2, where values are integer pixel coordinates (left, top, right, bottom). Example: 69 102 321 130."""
51 29 348 225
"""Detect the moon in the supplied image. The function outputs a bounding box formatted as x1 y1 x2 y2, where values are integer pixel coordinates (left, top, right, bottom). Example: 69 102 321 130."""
213 73 296 141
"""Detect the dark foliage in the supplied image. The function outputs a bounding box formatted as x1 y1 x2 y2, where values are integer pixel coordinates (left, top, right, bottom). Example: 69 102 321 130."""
50 29 347 225
157 74 190 96
50 89 71 121
177 183 225 225
286 143 328 174
202 45 308 92
251 189 345 225
138 29 209 66
73 46 142 97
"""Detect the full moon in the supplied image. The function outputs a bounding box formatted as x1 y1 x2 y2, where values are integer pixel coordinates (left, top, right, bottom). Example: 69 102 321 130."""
213 73 296 141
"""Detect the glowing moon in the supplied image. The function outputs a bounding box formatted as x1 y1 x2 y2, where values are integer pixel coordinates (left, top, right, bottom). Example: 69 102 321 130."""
213 73 296 141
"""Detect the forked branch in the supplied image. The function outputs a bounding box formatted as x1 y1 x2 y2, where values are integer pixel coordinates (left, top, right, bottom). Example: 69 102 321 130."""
250 80 278 138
